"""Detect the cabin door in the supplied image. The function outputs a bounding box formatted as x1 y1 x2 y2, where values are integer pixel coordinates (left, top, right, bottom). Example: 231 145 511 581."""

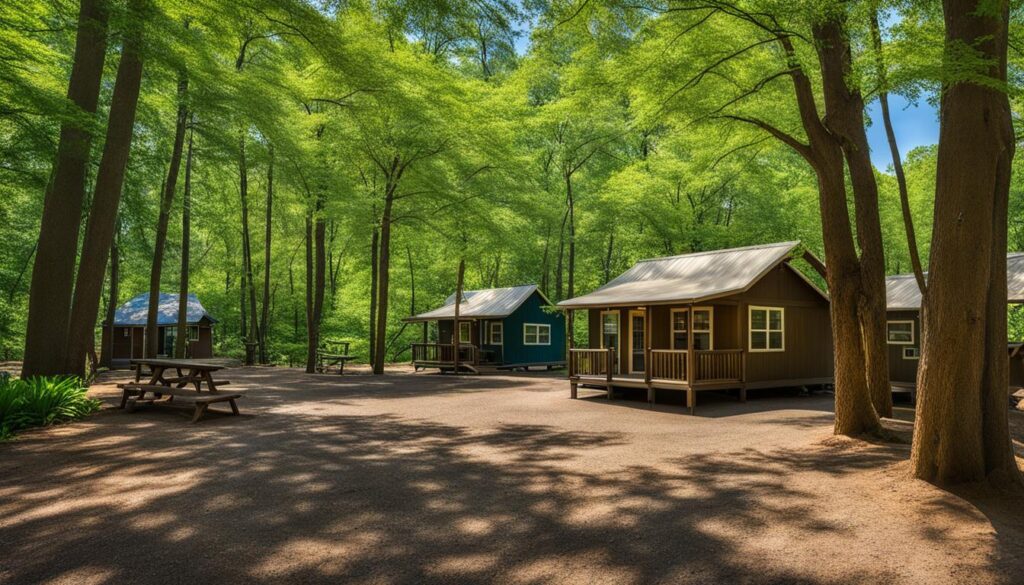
131 328 144 358
629 310 646 374
600 311 620 374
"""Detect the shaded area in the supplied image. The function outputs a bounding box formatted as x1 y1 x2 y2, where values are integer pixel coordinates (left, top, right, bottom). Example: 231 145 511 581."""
0 367 1021 584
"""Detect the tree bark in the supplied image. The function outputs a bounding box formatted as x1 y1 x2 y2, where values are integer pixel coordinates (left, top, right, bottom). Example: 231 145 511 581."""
22 0 109 378
65 0 146 376
99 230 119 369
368 218 379 366
304 210 315 372
239 130 260 365
372 185 395 375
174 119 194 358
453 259 465 374
259 144 274 364
566 172 576 300
911 0 1021 487
145 76 188 358
813 18 892 419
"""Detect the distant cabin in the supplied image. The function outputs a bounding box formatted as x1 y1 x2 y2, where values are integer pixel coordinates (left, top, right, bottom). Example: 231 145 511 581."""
407 285 565 373
101 292 217 368
885 252 1024 394
558 241 833 412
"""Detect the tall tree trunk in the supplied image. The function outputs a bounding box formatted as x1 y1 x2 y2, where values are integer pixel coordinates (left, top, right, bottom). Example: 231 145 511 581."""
65 0 146 376
603 230 614 284
239 130 260 365
259 144 273 364
145 76 188 358
174 119 194 358
566 173 576 299
373 190 395 375
555 209 567 300
814 18 892 418
314 197 326 362
540 223 550 297
99 230 119 369
22 0 109 378
453 259 465 373
369 221 379 366
304 211 315 372
911 0 1021 487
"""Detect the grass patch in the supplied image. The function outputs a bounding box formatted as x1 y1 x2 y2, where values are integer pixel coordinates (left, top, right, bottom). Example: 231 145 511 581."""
0 374 100 440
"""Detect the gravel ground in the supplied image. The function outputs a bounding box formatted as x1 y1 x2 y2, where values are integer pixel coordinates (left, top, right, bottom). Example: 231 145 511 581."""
1 366 1023 585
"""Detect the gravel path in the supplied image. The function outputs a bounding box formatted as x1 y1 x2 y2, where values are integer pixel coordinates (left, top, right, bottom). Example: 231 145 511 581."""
1 367 1022 584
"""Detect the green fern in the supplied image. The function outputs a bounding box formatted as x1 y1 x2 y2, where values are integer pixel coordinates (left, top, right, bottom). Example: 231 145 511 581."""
0 375 100 439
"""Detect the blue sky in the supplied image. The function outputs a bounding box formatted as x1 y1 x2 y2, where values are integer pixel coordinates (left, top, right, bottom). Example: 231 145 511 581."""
865 95 939 170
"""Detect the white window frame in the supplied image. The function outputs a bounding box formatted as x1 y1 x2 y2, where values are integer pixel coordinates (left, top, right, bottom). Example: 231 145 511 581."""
189 326 200 341
599 310 620 349
749 306 785 352
886 320 915 345
523 323 552 346
458 321 472 344
489 321 503 345
903 346 920 360
670 307 714 350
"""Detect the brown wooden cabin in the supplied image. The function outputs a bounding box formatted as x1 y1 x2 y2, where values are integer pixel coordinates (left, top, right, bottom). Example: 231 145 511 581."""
101 292 217 369
885 252 1024 395
558 242 833 412
406 285 565 373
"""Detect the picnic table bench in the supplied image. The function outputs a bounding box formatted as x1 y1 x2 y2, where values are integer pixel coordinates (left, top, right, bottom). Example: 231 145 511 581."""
316 340 355 374
119 359 241 423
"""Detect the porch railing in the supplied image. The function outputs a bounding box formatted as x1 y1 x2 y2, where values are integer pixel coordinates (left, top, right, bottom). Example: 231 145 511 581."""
411 343 477 365
650 349 688 382
569 347 615 378
693 349 744 383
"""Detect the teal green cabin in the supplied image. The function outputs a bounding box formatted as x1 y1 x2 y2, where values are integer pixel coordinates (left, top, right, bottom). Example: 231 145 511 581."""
407 285 565 373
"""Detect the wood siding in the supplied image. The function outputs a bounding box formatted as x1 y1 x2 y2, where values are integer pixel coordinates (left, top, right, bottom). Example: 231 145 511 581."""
886 310 920 385
582 263 833 385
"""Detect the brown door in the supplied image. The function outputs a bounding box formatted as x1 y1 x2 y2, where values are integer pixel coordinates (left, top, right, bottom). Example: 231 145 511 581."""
131 328 144 358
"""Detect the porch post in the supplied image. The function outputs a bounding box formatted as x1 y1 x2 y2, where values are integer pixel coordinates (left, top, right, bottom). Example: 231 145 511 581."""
568 309 577 399
687 303 696 415
453 259 464 374
422 321 428 343
644 305 653 405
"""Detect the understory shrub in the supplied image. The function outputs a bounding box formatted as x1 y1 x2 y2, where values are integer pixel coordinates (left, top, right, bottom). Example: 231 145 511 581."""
0 375 100 440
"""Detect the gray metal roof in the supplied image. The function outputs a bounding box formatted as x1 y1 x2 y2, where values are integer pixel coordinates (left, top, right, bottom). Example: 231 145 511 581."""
407 285 543 321
109 292 217 326
886 252 1024 311
557 241 808 308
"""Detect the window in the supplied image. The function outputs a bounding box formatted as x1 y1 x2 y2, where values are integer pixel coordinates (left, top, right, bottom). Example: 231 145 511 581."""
524 323 551 345
600 311 619 349
749 306 784 352
459 321 472 344
123 328 130 337
887 321 914 345
903 346 920 360
189 326 200 341
490 322 503 345
671 308 713 350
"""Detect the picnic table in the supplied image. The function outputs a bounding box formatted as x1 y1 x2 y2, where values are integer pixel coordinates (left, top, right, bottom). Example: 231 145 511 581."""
119 359 242 422
316 340 355 374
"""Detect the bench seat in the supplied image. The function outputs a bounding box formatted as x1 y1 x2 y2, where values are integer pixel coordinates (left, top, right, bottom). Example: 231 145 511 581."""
120 384 243 422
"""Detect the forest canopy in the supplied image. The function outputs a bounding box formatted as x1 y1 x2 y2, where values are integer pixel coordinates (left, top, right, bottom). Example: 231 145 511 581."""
1 0 1021 366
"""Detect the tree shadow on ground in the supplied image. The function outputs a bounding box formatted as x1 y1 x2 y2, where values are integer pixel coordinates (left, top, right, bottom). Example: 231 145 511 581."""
0 404 940 585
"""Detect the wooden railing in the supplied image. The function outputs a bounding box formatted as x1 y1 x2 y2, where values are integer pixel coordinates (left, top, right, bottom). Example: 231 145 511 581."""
569 347 615 378
693 349 744 382
411 343 478 365
650 349 688 382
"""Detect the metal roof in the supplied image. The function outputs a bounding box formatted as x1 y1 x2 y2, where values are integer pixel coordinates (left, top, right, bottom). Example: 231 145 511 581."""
109 292 217 326
407 285 543 321
557 241 809 308
886 252 1024 311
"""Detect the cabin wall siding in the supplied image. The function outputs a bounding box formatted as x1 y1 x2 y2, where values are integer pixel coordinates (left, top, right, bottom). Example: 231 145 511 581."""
501 292 565 365
886 310 920 384
579 262 833 384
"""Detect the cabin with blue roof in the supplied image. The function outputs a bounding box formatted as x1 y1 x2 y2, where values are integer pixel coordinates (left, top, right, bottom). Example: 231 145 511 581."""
101 292 217 368
406 285 565 373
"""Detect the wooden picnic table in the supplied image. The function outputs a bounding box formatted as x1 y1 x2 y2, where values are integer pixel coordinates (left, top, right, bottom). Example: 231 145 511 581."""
121 358 241 422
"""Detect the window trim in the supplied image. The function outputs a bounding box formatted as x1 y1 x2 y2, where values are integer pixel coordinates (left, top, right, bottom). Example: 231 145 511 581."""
523 323 552 346
886 320 915 345
670 307 714 350
189 326 200 341
458 321 472 344
749 305 785 353
489 321 503 345
903 346 920 360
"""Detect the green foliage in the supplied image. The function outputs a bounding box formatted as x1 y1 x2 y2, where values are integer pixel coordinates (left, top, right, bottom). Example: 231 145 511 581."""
0 375 100 439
